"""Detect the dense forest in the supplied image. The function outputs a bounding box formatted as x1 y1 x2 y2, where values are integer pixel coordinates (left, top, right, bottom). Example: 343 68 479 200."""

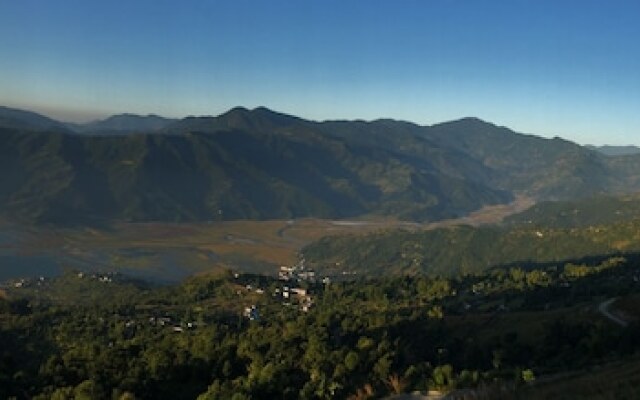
2 255 640 399
304 222 640 277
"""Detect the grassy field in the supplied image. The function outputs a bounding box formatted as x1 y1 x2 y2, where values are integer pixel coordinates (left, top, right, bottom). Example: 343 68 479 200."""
427 195 535 229
0 218 407 281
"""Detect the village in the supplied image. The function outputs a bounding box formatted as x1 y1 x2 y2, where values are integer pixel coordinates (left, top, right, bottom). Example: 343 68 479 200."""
1 258 333 336
124 258 330 333
9 253 640 340
241 257 329 321
6 271 121 289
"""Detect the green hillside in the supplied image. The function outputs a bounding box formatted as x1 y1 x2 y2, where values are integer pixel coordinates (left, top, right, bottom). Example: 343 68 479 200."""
3 257 640 399
3 105 640 225
303 217 640 277
505 193 640 228
71 113 176 134
425 118 613 199
0 107 513 224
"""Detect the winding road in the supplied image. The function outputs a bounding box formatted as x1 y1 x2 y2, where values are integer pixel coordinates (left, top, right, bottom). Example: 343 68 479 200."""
598 298 628 327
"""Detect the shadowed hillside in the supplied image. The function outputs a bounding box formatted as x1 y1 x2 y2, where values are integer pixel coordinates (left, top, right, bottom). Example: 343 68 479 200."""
2 106 640 225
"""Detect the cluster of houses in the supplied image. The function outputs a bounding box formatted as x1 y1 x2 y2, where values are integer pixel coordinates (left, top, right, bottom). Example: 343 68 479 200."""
274 286 314 312
10 276 48 288
102 315 203 337
238 259 330 321
146 316 201 333
243 305 260 321
240 283 315 321
9 272 121 289
278 260 313 282
277 257 331 285
76 271 118 283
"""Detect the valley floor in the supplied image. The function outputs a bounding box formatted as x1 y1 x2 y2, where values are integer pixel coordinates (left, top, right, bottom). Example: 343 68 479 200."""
0 196 535 282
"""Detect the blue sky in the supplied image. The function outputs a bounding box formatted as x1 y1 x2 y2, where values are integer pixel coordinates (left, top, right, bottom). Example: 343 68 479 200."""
0 1 638 145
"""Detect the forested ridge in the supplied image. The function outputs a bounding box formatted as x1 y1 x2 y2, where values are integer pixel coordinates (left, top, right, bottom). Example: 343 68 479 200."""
304 208 640 277
2 255 640 399
4 105 640 225
303 214 640 276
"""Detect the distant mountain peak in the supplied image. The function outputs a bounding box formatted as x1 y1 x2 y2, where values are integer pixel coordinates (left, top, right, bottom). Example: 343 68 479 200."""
435 116 497 128
215 107 259 128
219 106 295 119
458 116 490 123
75 113 176 134
0 105 72 132
212 106 303 132
587 145 640 156
103 112 166 120
165 106 304 134
223 106 251 115
253 106 273 112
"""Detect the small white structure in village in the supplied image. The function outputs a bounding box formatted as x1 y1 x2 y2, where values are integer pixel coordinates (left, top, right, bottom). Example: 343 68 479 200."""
243 305 260 321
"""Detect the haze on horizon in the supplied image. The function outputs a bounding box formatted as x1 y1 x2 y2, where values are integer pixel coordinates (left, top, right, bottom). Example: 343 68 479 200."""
0 0 639 146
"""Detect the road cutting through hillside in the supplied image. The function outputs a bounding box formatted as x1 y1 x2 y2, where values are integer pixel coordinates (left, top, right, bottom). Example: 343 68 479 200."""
598 298 628 327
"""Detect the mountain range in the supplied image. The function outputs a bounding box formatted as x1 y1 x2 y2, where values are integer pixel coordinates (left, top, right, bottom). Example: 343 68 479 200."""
67 114 176 135
1 105 640 225
586 144 640 156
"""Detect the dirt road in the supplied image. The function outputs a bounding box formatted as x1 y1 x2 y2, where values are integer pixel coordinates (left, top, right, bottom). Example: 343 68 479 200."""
598 298 628 327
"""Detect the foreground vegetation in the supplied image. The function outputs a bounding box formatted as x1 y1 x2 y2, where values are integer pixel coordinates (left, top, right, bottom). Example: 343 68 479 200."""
2 254 640 399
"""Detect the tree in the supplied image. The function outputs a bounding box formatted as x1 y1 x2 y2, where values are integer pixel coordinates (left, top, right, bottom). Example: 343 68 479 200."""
431 364 454 389
521 369 535 383
74 380 101 400
344 351 359 372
